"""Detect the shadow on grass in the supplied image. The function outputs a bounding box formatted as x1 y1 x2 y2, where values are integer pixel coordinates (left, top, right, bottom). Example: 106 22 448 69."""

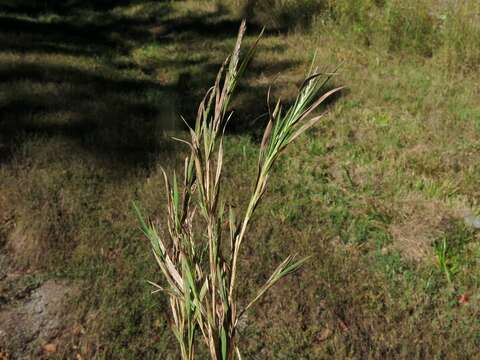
0 1 174 166
0 0 342 167
0 13 166 57
0 0 169 15
0 60 182 167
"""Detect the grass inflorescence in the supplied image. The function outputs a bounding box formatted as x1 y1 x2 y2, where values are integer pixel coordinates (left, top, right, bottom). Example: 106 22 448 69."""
134 21 342 359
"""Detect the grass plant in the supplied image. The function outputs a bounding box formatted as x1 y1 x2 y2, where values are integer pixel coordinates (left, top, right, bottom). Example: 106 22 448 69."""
134 21 342 359
433 237 454 285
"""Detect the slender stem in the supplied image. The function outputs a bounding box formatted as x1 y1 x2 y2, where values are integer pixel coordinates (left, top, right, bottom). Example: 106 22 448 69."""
228 168 266 301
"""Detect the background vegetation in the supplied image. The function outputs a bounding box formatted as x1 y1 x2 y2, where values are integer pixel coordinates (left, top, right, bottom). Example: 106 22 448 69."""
1 0 480 358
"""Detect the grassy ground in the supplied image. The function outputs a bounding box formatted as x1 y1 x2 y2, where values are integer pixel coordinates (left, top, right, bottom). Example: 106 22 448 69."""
1 0 480 358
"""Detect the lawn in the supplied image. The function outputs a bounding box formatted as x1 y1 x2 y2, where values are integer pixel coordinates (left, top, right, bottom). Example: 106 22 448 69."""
1 0 480 359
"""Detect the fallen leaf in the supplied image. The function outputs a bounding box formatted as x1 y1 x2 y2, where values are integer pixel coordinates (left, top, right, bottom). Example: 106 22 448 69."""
72 323 85 335
43 343 57 353
459 293 470 305
338 319 349 332
316 327 333 342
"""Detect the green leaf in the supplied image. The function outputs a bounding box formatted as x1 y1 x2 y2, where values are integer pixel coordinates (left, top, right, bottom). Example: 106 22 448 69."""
132 201 149 235
221 326 228 360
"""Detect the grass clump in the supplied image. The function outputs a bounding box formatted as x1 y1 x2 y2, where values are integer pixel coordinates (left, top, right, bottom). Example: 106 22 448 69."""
439 1 480 72
250 0 325 30
135 21 342 359
385 0 440 57
216 0 327 30
326 0 379 40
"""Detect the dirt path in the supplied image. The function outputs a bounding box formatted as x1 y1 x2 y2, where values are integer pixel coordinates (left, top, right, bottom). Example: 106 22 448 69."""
0 253 79 359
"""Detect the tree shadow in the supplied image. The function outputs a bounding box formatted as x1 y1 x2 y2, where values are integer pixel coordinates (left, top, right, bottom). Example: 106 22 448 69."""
0 1 175 167
233 0 327 32
0 0 170 16
0 0 343 168
0 11 168 58
0 59 182 167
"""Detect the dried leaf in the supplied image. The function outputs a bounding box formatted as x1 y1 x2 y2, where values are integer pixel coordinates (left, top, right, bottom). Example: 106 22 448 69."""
459 293 470 305
43 343 57 353
297 86 345 124
316 327 333 342
260 119 273 153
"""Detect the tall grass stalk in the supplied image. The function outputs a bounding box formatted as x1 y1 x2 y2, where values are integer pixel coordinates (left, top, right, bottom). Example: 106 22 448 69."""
135 21 342 359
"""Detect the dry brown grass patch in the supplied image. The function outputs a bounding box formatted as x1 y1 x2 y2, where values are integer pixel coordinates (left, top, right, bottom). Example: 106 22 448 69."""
388 194 465 262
